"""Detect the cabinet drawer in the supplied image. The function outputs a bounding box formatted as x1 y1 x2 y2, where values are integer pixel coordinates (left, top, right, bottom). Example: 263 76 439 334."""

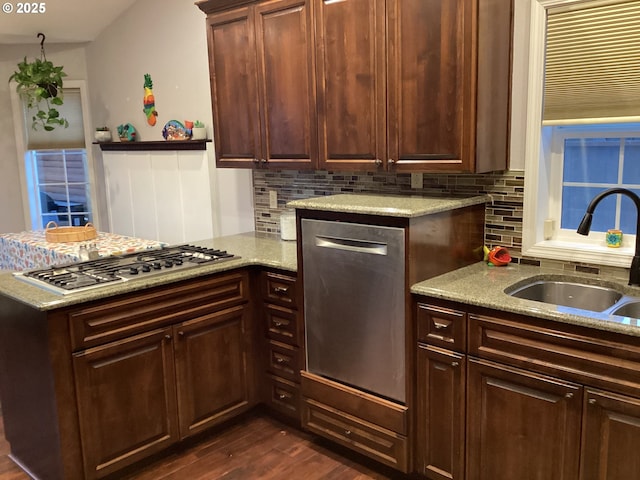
469 313 640 398
264 374 300 419
264 304 299 346
266 340 300 381
70 272 248 350
262 271 298 308
417 303 466 352
302 399 409 473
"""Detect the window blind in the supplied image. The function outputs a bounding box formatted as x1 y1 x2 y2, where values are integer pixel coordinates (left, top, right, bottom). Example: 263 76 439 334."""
543 0 640 125
25 87 86 149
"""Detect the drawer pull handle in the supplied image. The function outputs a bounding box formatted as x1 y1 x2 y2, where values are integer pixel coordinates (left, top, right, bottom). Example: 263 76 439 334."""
589 398 597 405
165 334 171 340
178 331 184 337
274 286 289 294
451 361 459 367
275 357 287 364
565 392 574 399
274 321 284 327
433 321 449 330
345 430 352 436
278 393 287 400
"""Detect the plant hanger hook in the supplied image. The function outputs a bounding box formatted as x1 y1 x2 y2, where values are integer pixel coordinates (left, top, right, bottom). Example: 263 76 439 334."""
37 32 46 60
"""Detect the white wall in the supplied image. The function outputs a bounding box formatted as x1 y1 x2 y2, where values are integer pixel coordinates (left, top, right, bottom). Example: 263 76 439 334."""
0 43 88 233
85 0 254 239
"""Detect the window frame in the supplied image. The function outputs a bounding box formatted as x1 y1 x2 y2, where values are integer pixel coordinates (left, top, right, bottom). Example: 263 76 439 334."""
9 79 101 231
522 0 636 269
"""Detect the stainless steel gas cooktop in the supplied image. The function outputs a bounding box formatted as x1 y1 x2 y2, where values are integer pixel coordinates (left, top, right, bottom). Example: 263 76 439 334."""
13 244 236 295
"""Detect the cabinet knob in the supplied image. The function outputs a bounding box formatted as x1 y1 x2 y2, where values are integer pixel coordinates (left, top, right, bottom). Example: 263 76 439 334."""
451 361 460 367
588 398 597 405
375 158 382 166
253 158 260 164
275 356 286 364
565 392 574 399
278 393 287 400
345 430 352 436
164 334 171 340
274 321 284 327
261 158 267 163
178 331 184 337
388 158 396 165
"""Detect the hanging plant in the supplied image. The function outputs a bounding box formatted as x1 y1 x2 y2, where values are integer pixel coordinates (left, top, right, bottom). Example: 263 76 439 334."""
8 33 68 131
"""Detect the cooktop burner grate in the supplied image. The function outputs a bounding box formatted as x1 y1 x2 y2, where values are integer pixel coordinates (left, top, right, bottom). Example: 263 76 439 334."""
14 244 237 295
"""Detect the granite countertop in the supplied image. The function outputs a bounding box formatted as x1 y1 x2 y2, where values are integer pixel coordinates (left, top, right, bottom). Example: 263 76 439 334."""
287 193 490 217
411 262 640 337
0 232 297 311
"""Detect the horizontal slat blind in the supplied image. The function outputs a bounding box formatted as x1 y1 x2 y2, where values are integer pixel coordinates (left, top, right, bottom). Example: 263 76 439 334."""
25 88 85 149
543 0 640 125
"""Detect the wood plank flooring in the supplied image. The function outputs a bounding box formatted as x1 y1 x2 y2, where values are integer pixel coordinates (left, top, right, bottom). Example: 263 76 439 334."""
0 412 407 479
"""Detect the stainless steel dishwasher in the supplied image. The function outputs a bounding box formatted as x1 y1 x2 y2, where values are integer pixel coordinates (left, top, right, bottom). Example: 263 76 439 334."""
301 218 406 403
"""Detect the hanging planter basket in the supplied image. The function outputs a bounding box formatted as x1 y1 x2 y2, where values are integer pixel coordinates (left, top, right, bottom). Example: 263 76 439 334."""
8 33 69 131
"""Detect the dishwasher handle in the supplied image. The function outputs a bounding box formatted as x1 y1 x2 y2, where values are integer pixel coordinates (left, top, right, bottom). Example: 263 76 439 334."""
315 235 388 255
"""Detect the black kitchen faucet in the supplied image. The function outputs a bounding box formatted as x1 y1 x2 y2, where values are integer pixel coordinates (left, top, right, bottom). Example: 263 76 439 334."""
577 187 640 286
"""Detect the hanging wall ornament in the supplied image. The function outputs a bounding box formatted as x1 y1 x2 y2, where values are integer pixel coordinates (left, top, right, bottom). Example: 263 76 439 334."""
143 73 158 126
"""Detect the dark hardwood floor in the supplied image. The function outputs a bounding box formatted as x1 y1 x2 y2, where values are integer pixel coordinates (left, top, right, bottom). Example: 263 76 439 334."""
0 412 406 479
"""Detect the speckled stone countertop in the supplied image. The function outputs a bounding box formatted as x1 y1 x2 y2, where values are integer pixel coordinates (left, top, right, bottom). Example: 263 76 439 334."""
287 193 490 217
0 232 297 311
411 262 640 337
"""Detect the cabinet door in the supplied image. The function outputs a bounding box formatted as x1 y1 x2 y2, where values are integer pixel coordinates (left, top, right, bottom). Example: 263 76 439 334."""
416 344 465 480
467 358 582 480
315 0 386 171
173 305 253 438
387 0 472 172
206 7 262 167
255 0 318 169
73 328 178 479
580 389 640 480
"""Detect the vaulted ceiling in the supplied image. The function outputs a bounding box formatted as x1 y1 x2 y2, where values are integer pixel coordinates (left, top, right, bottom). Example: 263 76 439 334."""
0 0 138 44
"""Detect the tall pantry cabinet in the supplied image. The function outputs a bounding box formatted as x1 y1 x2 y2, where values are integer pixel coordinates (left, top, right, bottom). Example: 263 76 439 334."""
197 0 513 173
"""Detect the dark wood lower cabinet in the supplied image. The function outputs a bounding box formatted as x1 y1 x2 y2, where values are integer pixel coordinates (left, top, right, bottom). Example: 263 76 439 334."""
173 305 253 439
415 344 465 480
580 389 640 480
73 328 179 479
466 358 582 480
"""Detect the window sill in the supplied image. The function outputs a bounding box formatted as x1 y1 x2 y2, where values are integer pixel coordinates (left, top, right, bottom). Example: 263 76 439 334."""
523 240 634 269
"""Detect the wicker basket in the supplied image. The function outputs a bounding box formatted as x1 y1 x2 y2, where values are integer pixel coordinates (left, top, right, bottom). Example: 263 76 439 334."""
45 221 97 243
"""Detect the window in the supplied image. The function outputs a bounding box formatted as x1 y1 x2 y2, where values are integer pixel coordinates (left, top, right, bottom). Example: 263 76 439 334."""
27 149 92 228
550 124 639 238
522 0 640 268
10 80 97 231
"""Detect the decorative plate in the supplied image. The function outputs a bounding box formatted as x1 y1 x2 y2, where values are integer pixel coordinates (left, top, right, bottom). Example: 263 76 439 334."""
117 123 137 142
162 120 191 141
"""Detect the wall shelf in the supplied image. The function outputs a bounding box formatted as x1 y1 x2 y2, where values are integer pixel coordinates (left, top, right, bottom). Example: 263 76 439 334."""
95 140 211 151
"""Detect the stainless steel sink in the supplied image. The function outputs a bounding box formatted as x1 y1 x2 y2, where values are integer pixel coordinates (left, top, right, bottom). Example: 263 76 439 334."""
507 280 624 312
611 301 640 318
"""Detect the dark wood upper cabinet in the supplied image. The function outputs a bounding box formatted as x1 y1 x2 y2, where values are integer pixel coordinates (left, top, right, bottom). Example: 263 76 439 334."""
255 0 318 169
206 7 261 167
203 0 317 169
199 0 513 172
315 0 386 171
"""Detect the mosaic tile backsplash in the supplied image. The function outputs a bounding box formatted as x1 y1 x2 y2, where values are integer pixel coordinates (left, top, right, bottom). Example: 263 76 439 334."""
252 169 628 281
